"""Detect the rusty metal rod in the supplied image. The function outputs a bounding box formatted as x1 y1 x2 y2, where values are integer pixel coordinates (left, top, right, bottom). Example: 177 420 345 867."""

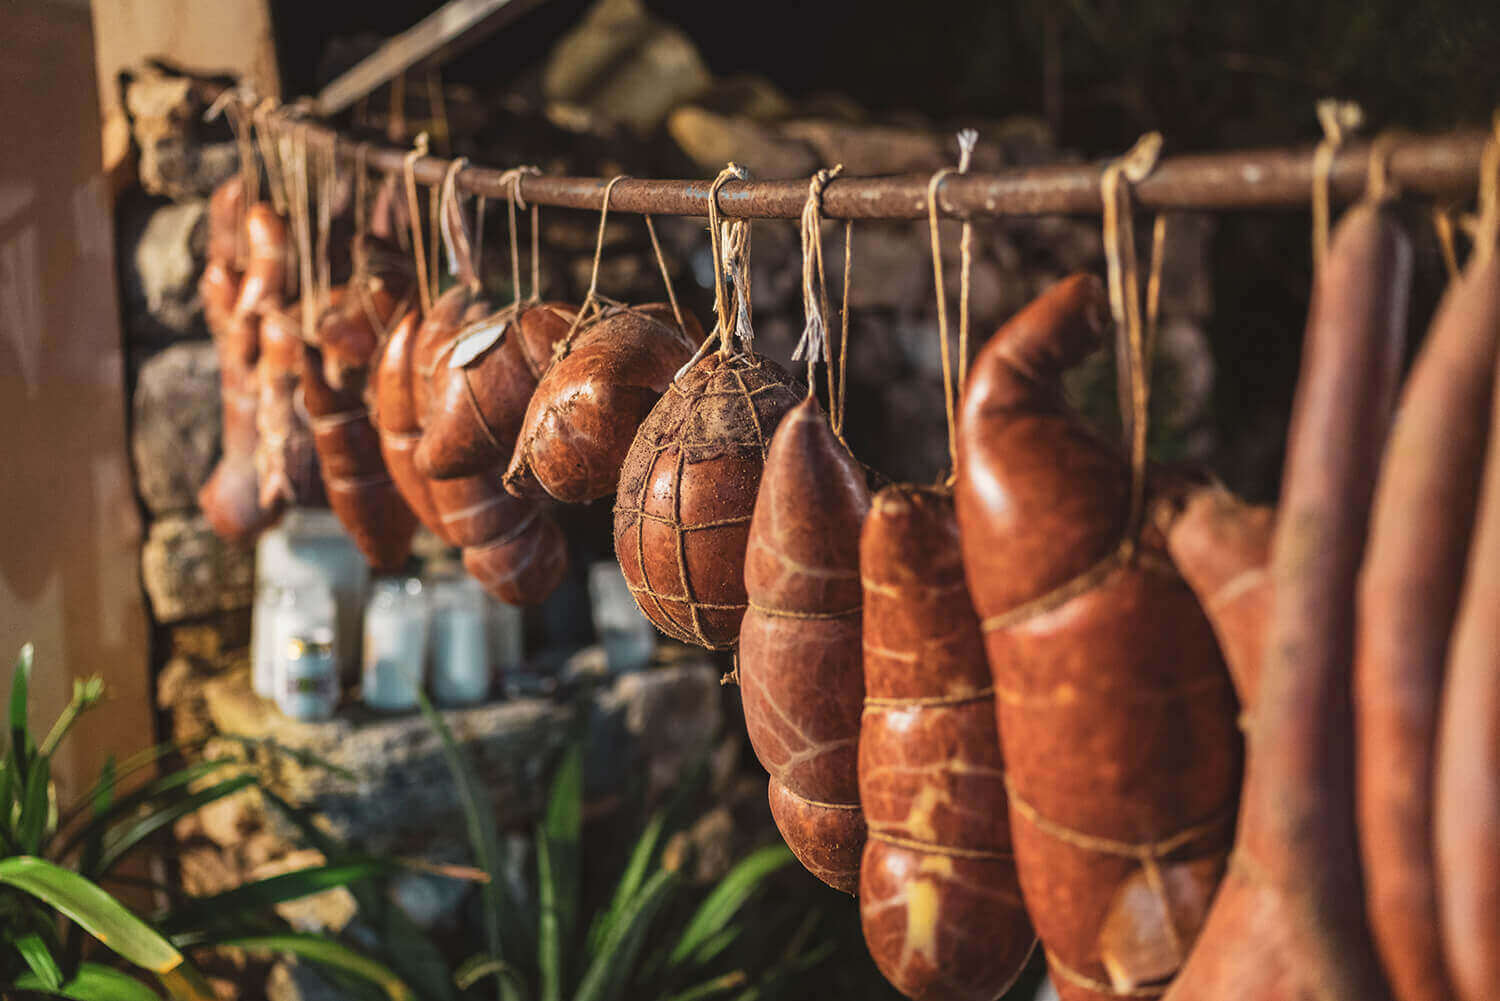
282 114 1488 220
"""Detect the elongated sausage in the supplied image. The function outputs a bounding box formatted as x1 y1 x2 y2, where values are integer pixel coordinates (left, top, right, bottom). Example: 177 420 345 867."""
955 274 1240 1001
1433 241 1500 1001
1166 199 1409 1001
739 397 868 892
1357 231 1500 1001
859 482 1035 1001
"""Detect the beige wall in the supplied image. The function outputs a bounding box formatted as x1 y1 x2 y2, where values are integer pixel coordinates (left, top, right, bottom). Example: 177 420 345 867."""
0 2 152 802
91 0 280 174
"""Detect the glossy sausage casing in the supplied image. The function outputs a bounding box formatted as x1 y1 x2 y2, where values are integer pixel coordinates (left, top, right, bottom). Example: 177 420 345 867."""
506 303 703 503
955 274 1240 1000
859 483 1035 1001
615 352 800 650
739 397 868 893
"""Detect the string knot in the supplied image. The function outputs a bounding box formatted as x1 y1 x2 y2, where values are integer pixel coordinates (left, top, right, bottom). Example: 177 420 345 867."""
792 164 844 365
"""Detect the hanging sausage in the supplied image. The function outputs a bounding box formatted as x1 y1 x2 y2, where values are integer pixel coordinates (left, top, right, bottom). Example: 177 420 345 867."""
1431 150 1500 1001
955 197 1241 1001
417 174 581 483
374 154 567 605
739 173 867 894
504 188 704 504
199 200 289 542
1161 165 1410 1001
615 180 800 650
304 169 420 573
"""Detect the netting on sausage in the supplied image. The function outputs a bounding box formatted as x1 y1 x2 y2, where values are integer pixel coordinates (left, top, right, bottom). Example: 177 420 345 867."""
615 352 800 649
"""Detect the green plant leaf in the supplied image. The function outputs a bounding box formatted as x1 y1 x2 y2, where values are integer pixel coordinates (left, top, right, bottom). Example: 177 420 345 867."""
587 810 666 957
455 954 528 993
11 643 35 771
97 774 257 873
659 970 750 1001
668 844 794 969
573 868 679 1001
18 753 53 853
159 860 390 938
15 961 164 1001
214 934 415 1001
56 737 214 831
681 925 742 970
58 758 240 861
257 787 458 1001
537 744 582 1001
39 677 105 758
416 693 527 1001
0 856 186 974
16 929 64 988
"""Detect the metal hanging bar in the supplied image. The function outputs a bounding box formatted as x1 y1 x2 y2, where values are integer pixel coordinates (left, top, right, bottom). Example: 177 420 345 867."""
278 112 1488 220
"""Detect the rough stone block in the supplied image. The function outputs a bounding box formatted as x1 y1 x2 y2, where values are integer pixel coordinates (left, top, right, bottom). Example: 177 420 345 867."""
141 513 255 622
132 341 220 516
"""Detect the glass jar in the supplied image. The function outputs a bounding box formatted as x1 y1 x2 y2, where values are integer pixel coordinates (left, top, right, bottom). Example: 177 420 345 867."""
277 625 339 721
270 580 338 719
256 509 370 684
362 576 428 712
252 582 295 699
430 576 491 707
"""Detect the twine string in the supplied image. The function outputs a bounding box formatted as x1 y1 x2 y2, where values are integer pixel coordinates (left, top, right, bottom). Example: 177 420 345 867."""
926 129 979 475
210 90 257 267
837 219 853 435
402 133 433 316
1433 206 1461 282
1311 99 1364 268
254 99 290 215
1366 130 1406 204
556 174 628 355
792 165 844 399
1101 131 1163 546
315 137 335 313
1475 112 1500 268
955 129 978 409
643 214 686 333
706 164 750 359
438 157 479 292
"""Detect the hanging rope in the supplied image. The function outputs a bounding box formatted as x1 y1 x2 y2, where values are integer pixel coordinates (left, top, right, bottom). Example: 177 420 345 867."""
837 220 853 436
643 214 686 333
793 165 844 402
438 157 479 293
550 174 628 354
1477 113 1500 268
926 130 979 474
1311 99 1364 269
402 133 433 316
1101 131 1164 545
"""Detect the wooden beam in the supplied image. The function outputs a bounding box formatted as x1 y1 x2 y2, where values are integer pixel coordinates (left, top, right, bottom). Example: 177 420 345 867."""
315 0 547 117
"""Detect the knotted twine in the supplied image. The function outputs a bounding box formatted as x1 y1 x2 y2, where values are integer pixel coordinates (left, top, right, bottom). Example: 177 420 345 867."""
676 163 753 378
553 173 629 357
925 129 979 475
204 86 258 268
792 164 848 433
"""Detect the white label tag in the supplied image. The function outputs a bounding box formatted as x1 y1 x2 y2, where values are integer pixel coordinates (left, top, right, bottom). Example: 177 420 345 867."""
449 317 508 368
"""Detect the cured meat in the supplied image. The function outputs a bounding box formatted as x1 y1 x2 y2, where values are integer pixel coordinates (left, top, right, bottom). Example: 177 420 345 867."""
1164 200 1409 1001
198 202 288 542
415 301 577 481
504 303 703 503
254 304 323 510
859 482 1035 1000
954 274 1240 1000
1430 242 1500 1001
739 396 869 893
615 351 800 650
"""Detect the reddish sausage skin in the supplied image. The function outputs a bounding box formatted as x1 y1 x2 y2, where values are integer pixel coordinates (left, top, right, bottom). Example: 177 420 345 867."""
739 397 869 893
859 483 1036 1001
955 274 1240 1001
